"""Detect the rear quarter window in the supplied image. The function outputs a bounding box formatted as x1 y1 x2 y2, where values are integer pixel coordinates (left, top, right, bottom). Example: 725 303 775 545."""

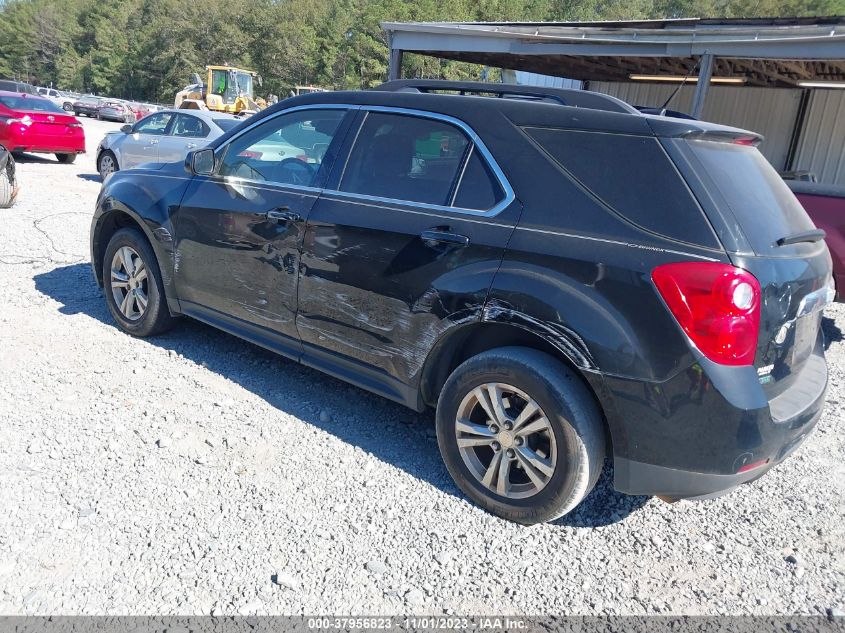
524 128 719 248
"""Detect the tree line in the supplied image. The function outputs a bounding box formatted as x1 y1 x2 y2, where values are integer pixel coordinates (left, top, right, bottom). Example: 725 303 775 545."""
1 0 842 104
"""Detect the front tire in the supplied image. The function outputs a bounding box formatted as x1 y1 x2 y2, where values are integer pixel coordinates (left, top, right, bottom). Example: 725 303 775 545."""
56 153 76 164
102 228 174 337
97 150 119 180
63 102 73 112
436 347 606 524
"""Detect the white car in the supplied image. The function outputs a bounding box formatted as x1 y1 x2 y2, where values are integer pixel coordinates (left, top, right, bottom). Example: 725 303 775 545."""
36 87 74 112
95 109 242 179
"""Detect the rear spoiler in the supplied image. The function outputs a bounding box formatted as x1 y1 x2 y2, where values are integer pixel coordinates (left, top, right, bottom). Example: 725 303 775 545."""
682 130 764 146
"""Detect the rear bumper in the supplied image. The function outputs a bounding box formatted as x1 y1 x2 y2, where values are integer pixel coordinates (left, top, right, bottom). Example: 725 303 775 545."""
4 129 85 155
606 338 827 500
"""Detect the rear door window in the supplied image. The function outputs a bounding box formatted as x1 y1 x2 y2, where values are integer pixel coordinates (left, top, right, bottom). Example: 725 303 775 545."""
339 112 470 206
453 148 504 210
683 140 816 255
524 128 719 248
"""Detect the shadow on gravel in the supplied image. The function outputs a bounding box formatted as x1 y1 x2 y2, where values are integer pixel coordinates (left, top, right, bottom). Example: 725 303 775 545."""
822 315 842 351
77 174 101 183
35 263 642 528
12 152 56 164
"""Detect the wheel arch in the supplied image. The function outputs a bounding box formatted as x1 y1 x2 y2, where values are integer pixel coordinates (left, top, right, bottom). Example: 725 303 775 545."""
92 205 181 316
419 319 614 454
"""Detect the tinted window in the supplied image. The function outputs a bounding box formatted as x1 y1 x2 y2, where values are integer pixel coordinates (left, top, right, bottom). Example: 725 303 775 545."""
454 149 503 210
219 108 345 187
685 140 816 255
525 128 718 248
340 112 469 205
214 119 241 132
0 95 63 113
171 114 209 138
135 112 173 135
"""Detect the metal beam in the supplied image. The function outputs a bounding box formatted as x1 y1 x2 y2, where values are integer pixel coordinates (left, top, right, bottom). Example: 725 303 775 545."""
691 53 714 119
388 37 404 81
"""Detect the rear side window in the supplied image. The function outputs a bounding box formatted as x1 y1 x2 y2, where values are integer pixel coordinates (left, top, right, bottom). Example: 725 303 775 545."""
525 128 718 248
684 140 816 255
340 112 469 206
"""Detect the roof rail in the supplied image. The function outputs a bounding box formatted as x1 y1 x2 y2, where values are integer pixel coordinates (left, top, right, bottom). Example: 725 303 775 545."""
375 79 639 115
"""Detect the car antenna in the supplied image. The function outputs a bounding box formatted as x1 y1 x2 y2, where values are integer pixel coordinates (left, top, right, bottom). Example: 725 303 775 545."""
657 53 706 116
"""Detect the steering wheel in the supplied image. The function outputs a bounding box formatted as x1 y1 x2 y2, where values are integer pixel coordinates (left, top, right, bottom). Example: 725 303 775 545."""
276 157 316 187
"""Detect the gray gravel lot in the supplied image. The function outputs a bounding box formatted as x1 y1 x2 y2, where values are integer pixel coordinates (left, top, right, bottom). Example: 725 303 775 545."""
0 117 843 616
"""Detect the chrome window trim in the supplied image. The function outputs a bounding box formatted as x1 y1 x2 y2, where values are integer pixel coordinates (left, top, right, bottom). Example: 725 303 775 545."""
212 103 515 219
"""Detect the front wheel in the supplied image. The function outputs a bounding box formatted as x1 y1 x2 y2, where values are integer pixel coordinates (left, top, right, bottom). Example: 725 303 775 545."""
97 150 118 180
56 153 76 164
436 347 606 524
63 102 74 112
102 228 174 337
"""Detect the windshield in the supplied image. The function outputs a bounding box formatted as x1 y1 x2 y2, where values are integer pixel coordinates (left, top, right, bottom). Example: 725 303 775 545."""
685 140 817 255
0 95 64 113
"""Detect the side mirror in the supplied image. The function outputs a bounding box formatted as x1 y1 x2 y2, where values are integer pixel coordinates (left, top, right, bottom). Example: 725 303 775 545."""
120 124 133 134
190 148 215 176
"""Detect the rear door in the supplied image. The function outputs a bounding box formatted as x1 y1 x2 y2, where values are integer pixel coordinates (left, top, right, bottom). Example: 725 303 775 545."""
672 137 834 404
296 108 520 386
120 112 174 168
157 113 209 164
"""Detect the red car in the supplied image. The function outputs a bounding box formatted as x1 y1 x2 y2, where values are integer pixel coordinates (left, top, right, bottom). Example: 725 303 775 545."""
787 180 844 302
0 90 85 163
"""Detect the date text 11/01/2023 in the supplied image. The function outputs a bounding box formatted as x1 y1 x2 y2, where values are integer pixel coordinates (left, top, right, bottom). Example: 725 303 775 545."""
306 616 529 630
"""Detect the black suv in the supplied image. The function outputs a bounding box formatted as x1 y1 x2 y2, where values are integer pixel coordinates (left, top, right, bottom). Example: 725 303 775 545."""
90 80 834 524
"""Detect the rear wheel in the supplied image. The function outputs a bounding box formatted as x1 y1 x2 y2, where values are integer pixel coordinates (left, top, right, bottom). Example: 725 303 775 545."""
62 102 73 112
102 228 174 337
56 153 76 164
0 150 18 209
97 151 118 180
436 347 606 524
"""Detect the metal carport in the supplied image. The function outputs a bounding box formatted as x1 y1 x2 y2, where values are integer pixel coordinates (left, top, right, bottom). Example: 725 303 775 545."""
382 17 845 184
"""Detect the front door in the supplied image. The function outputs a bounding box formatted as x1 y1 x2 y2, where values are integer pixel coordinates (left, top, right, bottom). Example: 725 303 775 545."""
120 112 174 168
297 109 520 385
172 106 353 348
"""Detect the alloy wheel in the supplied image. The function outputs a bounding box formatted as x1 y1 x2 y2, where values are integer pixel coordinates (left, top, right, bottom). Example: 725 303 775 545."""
110 246 149 321
99 154 116 179
455 382 557 499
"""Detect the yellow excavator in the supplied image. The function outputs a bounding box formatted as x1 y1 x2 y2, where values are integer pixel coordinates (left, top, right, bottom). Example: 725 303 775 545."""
175 65 266 116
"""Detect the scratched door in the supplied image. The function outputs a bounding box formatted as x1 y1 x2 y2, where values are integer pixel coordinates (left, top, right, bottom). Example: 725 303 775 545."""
296 109 520 385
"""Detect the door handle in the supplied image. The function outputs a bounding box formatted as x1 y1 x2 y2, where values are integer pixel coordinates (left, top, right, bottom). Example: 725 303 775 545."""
266 208 302 223
185 142 197 149
420 228 470 247
149 139 159 145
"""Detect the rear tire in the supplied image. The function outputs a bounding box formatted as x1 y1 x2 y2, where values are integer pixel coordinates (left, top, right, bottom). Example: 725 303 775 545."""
62 102 73 112
0 150 18 209
436 347 606 524
102 228 174 337
56 153 76 164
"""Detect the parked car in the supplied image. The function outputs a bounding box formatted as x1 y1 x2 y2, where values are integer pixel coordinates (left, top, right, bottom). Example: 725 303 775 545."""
0 144 18 207
0 79 38 95
0 90 85 163
95 109 240 179
73 95 103 117
98 99 134 123
787 180 844 302
36 87 74 112
89 80 834 524
126 102 154 123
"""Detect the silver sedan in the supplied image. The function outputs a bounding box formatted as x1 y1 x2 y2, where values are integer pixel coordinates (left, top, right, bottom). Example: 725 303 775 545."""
95 109 242 179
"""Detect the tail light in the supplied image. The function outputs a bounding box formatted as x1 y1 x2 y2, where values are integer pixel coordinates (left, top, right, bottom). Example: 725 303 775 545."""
652 262 761 366
0 115 32 127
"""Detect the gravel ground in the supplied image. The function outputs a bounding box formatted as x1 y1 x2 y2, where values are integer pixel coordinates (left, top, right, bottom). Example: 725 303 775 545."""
0 117 843 616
